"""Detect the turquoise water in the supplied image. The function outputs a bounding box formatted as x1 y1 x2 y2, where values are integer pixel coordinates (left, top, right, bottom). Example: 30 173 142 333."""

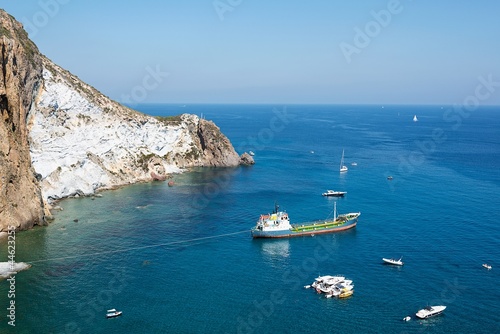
1 104 499 333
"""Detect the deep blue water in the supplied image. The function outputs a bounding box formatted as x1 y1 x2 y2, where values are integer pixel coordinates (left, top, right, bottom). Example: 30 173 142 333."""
1 104 500 333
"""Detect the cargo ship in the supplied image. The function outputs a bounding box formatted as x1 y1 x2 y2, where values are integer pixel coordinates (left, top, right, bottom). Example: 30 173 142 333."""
251 203 360 238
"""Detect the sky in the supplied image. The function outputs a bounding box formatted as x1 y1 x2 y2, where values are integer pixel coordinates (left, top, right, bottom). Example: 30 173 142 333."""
2 0 500 105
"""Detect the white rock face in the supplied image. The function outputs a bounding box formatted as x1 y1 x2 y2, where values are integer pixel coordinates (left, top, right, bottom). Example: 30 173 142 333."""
28 57 240 202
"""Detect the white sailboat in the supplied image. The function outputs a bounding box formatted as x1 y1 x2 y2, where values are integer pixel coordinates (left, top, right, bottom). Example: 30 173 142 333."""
413 115 418 122
340 149 348 172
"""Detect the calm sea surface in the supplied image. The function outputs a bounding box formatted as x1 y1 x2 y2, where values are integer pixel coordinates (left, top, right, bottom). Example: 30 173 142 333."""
1 104 499 333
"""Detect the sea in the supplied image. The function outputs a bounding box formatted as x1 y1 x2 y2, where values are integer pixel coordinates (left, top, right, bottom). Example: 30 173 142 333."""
1 104 499 333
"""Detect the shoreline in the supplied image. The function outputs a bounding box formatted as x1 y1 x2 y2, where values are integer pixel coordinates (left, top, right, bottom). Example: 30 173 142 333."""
43 170 184 218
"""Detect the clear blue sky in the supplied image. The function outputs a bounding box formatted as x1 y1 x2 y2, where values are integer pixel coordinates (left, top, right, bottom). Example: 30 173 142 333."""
3 1 500 105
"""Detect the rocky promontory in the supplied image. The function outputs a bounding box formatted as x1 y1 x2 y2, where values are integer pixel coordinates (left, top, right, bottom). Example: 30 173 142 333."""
0 9 249 232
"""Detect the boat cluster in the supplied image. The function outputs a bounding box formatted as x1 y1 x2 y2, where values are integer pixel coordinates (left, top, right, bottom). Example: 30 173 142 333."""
304 275 354 299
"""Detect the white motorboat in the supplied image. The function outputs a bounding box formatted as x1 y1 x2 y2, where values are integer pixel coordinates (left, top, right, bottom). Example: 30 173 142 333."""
322 190 346 197
106 309 123 318
325 287 341 298
313 275 344 285
415 305 446 319
413 115 418 122
403 316 411 321
316 282 336 294
338 279 352 286
382 257 404 266
336 282 354 291
482 263 492 270
249 151 255 156
322 276 345 286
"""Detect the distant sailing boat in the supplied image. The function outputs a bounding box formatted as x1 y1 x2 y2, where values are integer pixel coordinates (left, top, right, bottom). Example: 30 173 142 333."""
340 149 348 172
413 115 418 122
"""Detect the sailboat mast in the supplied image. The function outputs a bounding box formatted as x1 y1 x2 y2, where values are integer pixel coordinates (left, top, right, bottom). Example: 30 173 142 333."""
334 202 337 220
340 149 344 170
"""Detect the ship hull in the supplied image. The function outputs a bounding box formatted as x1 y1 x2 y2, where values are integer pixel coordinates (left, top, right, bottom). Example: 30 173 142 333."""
251 219 357 238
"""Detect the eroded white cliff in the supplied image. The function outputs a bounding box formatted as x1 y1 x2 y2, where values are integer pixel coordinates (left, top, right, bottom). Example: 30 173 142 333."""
28 58 241 202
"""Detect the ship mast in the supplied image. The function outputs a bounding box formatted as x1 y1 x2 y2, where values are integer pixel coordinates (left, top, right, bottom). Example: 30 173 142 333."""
334 202 337 220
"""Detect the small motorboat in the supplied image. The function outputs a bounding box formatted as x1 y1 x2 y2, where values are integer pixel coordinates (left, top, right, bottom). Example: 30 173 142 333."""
325 288 341 298
387 176 393 180
249 151 255 156
403 316 411 322
351 162 357 166
106 309 123 318
482 263 492 270
322 190 346 197
382 257 404 266
415 305 446 319
338 290 353 298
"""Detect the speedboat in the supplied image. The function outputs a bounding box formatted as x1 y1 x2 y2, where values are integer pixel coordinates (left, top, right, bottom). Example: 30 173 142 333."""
106 309 123 318
403 316 411 321
322 190 346 197
482 263 492 270
338 290 353 298
315 282 335 294
382 257 404 266
324 276 345 284
325 287 341 298
415 305 446 319
336 281 354 291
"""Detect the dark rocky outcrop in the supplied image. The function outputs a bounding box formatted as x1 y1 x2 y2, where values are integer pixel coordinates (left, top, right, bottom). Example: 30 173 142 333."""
239 152 255 165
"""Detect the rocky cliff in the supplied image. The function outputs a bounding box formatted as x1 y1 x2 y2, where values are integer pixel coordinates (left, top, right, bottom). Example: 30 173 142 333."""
0 11 45 231
0 9 249 232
